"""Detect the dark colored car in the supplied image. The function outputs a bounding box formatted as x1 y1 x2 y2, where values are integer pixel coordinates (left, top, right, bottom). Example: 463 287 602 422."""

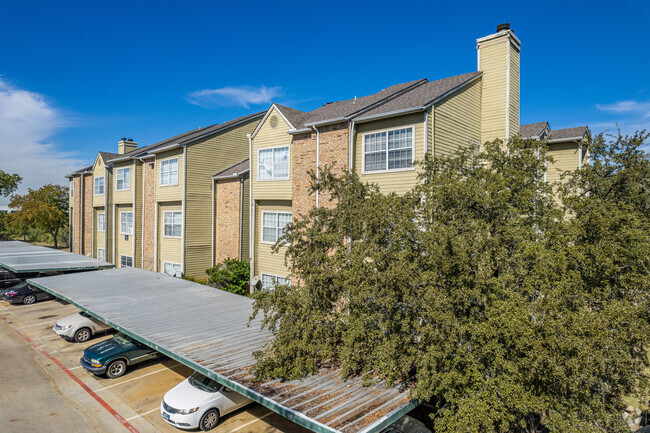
0 269 21 289
80 332 160 378
2 282 54 305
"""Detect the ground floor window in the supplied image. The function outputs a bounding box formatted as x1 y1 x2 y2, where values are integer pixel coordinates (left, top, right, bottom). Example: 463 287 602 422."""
261 273 290 291
163 262 182 277
97 248 105 261
120 255 133 267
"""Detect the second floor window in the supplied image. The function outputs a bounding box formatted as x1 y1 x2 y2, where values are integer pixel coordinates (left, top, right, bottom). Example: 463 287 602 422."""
261 274 290 291
258 146 289 180
262 211 292 243
164 211 182 237
363 127 414 172
160 158 178 186
120 255 133 267
116 167 131 191
120 212 133 235
97 213 105 232
94 176 104 195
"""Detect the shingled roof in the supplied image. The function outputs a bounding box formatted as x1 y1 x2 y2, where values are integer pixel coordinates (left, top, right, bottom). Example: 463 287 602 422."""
273 104 308 129
548 126 588 141
213 159 249 179
520 121 550 139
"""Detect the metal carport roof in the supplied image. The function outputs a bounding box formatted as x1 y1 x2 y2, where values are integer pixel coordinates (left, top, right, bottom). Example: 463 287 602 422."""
0 241 114 273
28 267 415 433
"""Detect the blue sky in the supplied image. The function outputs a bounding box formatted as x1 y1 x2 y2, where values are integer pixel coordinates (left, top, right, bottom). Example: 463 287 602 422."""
0 0 648 205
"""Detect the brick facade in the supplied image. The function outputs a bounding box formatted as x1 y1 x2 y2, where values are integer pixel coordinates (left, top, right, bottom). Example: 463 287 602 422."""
215 178 242 263
142 160 156 271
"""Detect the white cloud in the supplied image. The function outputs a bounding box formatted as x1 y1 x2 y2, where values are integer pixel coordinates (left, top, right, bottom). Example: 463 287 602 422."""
596 100 650 117
593 99 650 146
0 78 85 206
186 85 282 109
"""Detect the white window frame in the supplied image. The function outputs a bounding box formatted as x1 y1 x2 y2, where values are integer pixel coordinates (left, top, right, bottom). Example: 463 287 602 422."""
97 212 105 232
97 248 105 261
120 211 133 235
94 176 104 195
163 211 182 238
163 261 182 276
257 145 290 181
116 167 131 191
159 157 179 186
261 211 292 244
120 255 133 267
361 125 416 174
261 273 290 291
70 181 73 197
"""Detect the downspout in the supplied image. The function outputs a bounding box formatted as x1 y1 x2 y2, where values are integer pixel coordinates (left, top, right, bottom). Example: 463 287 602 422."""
132 160 136 264
111 169 116 265
104 167 109 262
153 158 158 272
247 133 255 291
211 178 215 266
80 174 84 254
311 125 320 208
348 121 355 173
239 175 244 260
139 158 147 268
181 146 187 275
424 110 429 154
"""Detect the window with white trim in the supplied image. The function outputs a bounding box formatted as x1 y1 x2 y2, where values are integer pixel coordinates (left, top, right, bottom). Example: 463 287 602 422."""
97 248 105 261
97 213 105 232
70 181 73 197
363 127 414 172
261 274 290 291
94 176 104 195
258 146 289 180
262 212 292 243
116 167 131 191
120 255 133 267
163 262 182 276
163 211 182 238
160 158 178 186
120 212 133 235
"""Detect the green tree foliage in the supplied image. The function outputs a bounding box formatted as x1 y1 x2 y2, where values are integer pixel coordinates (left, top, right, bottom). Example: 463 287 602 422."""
0 169 22 197
206 258 250 295
251 133 650 433
8 184 69 249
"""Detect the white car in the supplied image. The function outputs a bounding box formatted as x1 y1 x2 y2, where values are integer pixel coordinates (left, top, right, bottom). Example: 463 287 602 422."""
382 415 431 433
53 311 111 342
161 372 252 431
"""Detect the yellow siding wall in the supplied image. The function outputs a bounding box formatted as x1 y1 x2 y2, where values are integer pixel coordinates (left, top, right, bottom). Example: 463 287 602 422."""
92 156 106 207
353 112 425 195
254 200 291 280
433 78 481 157
241 175 250 261
156 149 184 202
158 202 182 272
509 43 520 137
547 143 580 184
185 119 256 277
115 204 134 267
252 107 292 200
94 207 105 259
113 160 133 204
479 37 507 144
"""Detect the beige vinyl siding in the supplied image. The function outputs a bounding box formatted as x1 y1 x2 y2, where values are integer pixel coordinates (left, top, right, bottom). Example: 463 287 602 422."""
92 156 106 207
184 120 255 278
115 204 133 267
509 43 520 137
241 175 250 261
252 107 292 200
156 149 184 202
479 37 508 144
353 112 424 195
158 202 182 272
547 142 580 184
112 160 133 204
254 200 291 280
93 207 105 258
134 161 142 268
432 78 481 157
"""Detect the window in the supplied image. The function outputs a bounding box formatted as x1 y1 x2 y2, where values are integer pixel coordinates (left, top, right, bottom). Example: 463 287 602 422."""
160 158 178 186
70 181 73 197
262 212 292 243
261 274 290 291
97 213 105 232
97 248 105 261
163 211 182 238
258 146 289 180
120 212 133 235
116 167 131 191
94 176 104 195
163 262 182 277
363 127 414 172
120 255 133 267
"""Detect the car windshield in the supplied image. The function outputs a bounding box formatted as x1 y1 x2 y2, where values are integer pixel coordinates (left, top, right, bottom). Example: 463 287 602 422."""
113 333 133 346
79 312 89 317
12 282 27 290
189 373 221 393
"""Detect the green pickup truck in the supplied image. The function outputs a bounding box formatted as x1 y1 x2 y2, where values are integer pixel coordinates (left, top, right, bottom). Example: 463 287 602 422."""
80 332 159 378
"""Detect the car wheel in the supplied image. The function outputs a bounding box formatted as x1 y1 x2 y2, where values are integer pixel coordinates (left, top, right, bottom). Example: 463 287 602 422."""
74 327 91 343
23 295 36 305
199 409 220 431
106 360 126 378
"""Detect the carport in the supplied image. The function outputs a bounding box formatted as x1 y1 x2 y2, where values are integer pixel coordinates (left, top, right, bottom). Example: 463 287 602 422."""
0 241 114 274
28 267 416 433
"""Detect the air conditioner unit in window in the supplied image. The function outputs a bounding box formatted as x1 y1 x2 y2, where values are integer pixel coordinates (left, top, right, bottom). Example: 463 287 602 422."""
124 235 129 241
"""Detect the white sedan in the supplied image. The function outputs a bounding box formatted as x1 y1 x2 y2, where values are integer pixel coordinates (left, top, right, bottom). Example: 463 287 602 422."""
161 372 251 431
53 311 111 342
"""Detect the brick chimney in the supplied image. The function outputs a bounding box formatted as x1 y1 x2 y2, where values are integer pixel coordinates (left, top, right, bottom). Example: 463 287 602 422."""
477 23 520 144
118 138 138 154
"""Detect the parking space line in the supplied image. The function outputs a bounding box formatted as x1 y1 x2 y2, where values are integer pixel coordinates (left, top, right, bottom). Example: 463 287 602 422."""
226 411 274 433
0 314 140 433
125 406 160 421
99 364 181 390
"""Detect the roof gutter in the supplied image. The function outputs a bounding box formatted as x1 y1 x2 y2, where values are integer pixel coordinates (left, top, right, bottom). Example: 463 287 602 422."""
212 168 250 181
353 106 424 123
149 143 181 154
288 127 313 135
303 117 346 128
546 135 585 143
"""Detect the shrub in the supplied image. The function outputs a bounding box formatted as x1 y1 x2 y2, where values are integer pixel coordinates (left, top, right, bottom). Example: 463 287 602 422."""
206 258 250 296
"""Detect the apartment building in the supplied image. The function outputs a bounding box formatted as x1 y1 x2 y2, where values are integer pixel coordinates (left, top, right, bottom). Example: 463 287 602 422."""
249 23 589 290
67 112 263 278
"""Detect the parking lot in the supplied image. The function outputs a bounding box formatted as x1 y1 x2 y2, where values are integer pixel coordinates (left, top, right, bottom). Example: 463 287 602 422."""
0 298 312 433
